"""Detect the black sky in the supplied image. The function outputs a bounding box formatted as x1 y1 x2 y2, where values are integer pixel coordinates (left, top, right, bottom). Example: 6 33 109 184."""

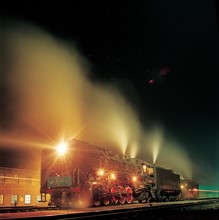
0 1 218 187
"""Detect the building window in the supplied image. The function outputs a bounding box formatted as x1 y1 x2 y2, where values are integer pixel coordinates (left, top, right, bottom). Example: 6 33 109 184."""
41 193 46 202
37 195 41 203
0 174 5 183
11 195 18 205
25 195 31 204
0 195 4 204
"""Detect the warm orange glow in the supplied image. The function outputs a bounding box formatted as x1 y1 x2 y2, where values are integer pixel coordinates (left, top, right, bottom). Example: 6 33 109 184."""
110 173 116 180
56 141 68 155
180 185 184 189
0 20 144 161
132 176 137 182
0 20 193 183
97 169 104 176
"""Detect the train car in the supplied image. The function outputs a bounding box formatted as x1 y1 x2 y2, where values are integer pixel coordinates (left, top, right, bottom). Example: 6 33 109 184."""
40 139 193 207
180 179 199 199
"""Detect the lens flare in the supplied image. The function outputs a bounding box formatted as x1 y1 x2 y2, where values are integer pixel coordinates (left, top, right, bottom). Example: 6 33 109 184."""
56 141 68 155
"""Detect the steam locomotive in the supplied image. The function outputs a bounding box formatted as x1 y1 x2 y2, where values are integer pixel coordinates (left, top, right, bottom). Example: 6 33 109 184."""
40 139 198 207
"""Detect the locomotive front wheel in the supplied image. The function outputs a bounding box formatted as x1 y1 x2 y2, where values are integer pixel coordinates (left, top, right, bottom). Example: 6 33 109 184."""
111 186 119 205
118 186 126 204
92 184 101 206
125 187 133 204
93 199 101 206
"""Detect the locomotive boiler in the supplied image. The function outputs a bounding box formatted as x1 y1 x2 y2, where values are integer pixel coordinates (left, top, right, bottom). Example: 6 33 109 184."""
40 139 195 207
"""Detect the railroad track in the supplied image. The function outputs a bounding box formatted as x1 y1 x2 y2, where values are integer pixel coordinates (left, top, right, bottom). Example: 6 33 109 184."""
0 205 60 213
0 198 219 219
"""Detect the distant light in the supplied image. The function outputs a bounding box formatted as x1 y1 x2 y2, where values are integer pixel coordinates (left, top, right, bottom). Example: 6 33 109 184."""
56 141 68 155
180 185 184 189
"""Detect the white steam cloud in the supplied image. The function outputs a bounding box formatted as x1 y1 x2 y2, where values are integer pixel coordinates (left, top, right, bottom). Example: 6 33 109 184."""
0 20 192 178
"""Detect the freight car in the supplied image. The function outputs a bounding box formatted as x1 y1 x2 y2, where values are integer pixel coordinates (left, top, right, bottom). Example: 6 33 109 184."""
40 139 196 207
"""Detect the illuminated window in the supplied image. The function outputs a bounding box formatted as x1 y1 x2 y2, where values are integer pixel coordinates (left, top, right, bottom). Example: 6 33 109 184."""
11 195 18 205
0 174 5 183
37 195 41 203
0 195 4 204
41 193 46 202
148 167 154 175
25 195 31 204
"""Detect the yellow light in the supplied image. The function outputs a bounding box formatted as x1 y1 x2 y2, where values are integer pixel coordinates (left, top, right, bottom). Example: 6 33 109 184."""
56 141 68 155
142 164 147 172
132 176 137 182
97 169 104 176
110 173 116 180
180 185 184 189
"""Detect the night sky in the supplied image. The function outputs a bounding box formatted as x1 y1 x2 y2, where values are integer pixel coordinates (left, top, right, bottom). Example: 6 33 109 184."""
0 1 218 190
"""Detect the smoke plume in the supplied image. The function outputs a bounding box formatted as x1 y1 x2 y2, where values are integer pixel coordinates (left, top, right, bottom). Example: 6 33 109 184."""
0 20 192 178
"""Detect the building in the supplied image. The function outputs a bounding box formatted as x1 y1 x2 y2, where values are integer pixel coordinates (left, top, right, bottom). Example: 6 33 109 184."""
0 166 46 207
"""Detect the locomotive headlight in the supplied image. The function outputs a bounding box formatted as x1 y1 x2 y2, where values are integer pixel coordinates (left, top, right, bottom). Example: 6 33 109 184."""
110 173 116 180
97 168 104 176
132 176 137 182
56 141 68 155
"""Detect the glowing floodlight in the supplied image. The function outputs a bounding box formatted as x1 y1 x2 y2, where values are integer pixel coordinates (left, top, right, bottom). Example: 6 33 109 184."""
56 141 68 155
97 169 104 176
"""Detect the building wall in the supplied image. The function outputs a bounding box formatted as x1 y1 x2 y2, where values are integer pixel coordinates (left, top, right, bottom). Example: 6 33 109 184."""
0 166 48 207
